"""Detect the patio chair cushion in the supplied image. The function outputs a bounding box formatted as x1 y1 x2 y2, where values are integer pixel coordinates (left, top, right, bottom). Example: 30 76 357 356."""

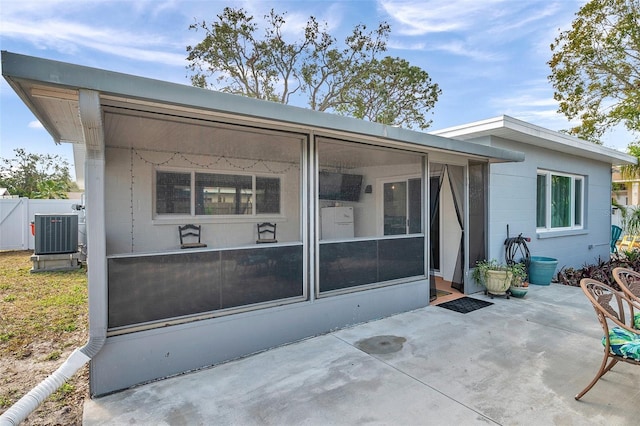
636 312 640 330
604 327 640 360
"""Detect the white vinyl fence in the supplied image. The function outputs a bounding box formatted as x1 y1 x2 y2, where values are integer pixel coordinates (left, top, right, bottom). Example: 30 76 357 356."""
0 198 85 251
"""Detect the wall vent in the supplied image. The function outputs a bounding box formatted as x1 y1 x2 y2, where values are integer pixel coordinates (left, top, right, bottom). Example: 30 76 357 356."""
34 214 78 255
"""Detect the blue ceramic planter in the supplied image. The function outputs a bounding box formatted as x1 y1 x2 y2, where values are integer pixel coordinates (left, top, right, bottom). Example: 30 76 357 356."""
528 256 558 286
509 286 528 298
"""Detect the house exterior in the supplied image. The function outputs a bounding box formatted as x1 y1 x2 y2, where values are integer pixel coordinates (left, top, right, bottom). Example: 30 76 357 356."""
2 51 634 397
612 167 639 206
432 116 635 284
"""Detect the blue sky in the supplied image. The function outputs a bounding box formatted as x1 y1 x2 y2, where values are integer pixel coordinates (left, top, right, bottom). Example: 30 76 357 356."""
0 0 633 178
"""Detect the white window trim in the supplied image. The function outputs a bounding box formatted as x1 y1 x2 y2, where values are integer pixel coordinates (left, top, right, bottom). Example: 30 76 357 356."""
376 174 422 236
154 167 284 220
536 170 584 233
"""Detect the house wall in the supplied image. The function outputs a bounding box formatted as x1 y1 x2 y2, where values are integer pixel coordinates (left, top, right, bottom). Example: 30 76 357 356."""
345 163 422 237
90 278 428 396
105 145 428 255
486 136 611 270
104 147 302 255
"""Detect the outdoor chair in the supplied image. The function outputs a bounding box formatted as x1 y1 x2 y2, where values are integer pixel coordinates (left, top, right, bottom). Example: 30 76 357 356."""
617 234 639 252
256 222 277 244
611 225 622 253
612 267 640 303
576 278 640 400
179 224 207 249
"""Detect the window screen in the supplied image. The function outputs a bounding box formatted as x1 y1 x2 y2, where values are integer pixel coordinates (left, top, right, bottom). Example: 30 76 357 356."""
156 171 191 215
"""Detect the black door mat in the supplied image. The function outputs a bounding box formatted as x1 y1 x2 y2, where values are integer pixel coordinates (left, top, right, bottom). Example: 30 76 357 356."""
436 297 493 314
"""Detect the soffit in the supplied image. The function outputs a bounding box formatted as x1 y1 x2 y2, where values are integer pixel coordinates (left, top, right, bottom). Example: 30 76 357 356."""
102 106 420 169
18 83 84 144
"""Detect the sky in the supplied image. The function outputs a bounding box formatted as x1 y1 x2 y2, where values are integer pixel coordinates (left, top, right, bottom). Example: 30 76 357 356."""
0 0 635 179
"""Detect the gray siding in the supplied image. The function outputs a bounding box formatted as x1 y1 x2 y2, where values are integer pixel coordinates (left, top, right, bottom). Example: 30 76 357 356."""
487 136 611 270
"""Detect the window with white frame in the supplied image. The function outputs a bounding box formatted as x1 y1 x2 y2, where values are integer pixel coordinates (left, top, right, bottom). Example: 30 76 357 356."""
536 170 583 230
156 170 281 216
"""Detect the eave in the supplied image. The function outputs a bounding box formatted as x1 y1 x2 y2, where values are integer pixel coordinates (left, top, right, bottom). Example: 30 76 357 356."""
431 115 636 166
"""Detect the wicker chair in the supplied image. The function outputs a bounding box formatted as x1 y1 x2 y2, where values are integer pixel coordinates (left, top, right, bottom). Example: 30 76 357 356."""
612 267 640 303
577 278 640 400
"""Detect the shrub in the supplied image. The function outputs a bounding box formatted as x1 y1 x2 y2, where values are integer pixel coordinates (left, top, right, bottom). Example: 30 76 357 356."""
555 252 640 289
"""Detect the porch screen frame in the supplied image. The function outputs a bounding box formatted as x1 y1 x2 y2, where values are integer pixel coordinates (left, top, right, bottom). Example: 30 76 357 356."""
311 136 428 298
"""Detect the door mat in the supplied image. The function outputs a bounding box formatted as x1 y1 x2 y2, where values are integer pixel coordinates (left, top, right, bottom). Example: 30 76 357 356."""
436 297 493 314
436 289 451 297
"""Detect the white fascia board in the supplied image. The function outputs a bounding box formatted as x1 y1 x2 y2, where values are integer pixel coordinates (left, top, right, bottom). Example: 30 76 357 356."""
432 115 637 166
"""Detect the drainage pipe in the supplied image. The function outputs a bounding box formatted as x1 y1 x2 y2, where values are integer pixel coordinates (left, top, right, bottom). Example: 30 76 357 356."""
0 333 105 426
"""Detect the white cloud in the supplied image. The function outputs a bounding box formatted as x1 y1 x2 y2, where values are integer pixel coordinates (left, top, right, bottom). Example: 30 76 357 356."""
487 79 571 129
379 0 577 67
1 19 187 66
488 76 637 151
28 120 44 129
379 0 511 36
1 0 192 67
435 41 505 62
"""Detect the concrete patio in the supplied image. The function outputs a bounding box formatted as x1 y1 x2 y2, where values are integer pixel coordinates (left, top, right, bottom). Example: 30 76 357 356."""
83 283 639 425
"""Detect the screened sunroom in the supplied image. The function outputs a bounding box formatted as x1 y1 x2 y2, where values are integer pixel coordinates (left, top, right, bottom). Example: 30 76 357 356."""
2 52 524 395
105 111 432 334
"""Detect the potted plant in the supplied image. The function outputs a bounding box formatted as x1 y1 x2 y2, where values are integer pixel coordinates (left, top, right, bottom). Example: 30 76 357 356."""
508 262 529 298
471 259 517 298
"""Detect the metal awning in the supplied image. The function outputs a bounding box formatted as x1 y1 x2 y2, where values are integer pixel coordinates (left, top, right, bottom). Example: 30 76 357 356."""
2 51 526 189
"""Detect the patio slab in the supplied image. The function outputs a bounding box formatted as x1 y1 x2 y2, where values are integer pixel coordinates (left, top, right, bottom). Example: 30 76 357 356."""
84 284 640 425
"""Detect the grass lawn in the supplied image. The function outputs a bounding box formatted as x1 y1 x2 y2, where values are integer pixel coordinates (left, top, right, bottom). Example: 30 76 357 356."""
0 250 88 425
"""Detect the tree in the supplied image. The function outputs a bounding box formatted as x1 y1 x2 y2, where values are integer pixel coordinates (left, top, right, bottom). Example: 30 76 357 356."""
620 140 640 179
0 148 72 198
32 180 70 199
548 0 640 144
186 7 441 130
336 57 441 129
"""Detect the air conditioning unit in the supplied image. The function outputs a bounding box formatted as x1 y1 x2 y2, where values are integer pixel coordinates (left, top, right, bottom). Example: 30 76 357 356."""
34 214 78 255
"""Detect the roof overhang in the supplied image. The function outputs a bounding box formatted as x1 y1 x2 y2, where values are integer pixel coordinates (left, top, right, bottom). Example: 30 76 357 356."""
431 115 636 166
2 51 525 187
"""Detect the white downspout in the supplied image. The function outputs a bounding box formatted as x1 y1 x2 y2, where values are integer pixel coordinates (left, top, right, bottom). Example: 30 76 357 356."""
0 90 107 426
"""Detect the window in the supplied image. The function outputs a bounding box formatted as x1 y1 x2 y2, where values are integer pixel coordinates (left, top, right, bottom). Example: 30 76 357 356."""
156 172 191 215
196 173 253 215
536 171 584 230
256 177 280 214
156 170 281 216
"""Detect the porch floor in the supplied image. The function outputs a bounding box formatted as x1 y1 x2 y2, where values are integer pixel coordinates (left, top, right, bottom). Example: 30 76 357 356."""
432 276 466 304
84 284 640 425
